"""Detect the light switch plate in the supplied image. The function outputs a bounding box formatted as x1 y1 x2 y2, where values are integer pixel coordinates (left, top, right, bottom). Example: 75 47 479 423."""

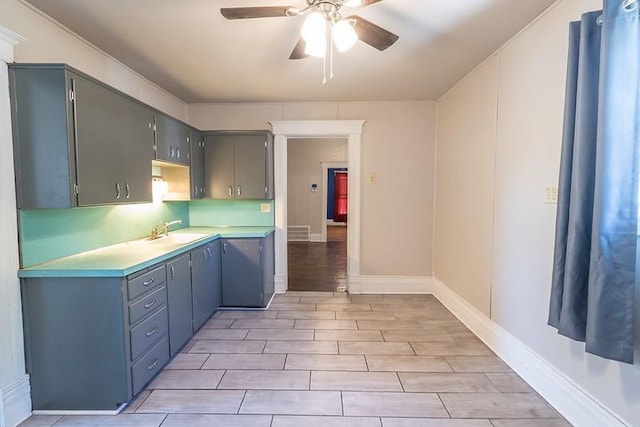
545 185 558 204
260 203 271 213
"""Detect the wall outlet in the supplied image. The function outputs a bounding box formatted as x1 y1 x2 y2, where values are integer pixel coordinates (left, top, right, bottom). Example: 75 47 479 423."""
260 203 271 213
545 185 558 204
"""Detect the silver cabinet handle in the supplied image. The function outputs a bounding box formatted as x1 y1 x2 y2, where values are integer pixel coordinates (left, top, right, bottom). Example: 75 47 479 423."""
223 242 227 254
125 183 130 199
147 359 158 371
170 265 175 280
237 186 241 196
207 247 212 258
145 327 157 337
194 186 198 196
170 146 175 158
115 183 121 199
176 148 181 159
228 185 233 197
143 278 155 287
144 299 156 309
202 249 207 261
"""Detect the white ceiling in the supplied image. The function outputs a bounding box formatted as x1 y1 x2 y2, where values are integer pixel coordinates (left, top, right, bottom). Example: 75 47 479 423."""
24 0 556 103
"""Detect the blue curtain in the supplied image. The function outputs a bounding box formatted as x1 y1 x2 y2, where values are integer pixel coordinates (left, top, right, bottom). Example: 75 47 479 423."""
549 0 640 364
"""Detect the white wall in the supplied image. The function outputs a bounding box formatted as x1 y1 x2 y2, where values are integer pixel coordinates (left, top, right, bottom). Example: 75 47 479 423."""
190 101 437 278
435 0 639 425
0 29 29 427
0 2 190 424
0 0 187 120
287 138 347 235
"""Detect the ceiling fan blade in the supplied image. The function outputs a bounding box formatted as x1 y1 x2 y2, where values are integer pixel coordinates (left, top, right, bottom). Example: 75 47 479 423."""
220 6 291 19
355 0 384 6
347 15 399 51
289 38 308 60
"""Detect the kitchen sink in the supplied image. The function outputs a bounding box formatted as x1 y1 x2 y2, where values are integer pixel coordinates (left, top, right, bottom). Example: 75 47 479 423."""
128 233 209 246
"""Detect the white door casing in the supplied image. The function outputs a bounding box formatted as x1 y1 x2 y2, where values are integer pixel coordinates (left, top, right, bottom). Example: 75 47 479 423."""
270 120 365 293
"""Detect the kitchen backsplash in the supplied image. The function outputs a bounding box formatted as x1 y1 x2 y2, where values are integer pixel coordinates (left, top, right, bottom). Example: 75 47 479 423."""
19 202 190 268
189 199 274 227
19 199 275 268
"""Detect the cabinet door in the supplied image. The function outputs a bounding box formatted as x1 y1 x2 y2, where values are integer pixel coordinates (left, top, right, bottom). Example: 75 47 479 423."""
190 129 205 199
261 233 275 306
155 114 190 165
120 102 155 203
204 135 235 199
166 254 193 357
73 74 124 206
234 134 267 199
73 74 154 206
191 241 220 331
221 239 263 307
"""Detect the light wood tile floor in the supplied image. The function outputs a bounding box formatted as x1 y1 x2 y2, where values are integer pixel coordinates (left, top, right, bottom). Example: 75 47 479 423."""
19 293 571 427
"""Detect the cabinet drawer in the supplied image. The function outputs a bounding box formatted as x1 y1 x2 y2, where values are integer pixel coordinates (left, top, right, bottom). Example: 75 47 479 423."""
129 285 167 326
131 337 169 396
130 306 168 361
128 266 165 301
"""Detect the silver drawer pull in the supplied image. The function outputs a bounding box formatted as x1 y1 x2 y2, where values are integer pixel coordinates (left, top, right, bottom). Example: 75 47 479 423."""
145 327 157 337
147 359 158 371
142 278 155 287
144 300 156 309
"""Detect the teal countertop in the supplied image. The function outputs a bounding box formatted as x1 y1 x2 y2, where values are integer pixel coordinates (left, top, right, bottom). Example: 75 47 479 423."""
18 226 275 278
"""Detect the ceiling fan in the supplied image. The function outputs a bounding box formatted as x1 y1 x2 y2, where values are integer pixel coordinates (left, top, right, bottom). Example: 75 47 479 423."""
220 0 399 60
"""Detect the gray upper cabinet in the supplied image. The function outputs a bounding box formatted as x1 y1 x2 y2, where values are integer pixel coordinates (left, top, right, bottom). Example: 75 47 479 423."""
204 132 274 200
9 64 154 208
189 129 206 199
155 114 190 166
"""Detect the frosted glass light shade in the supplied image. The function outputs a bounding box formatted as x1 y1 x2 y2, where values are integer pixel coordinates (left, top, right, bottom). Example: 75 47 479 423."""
305 35 327 58
344 0 363 6
333 20 358 52
301 12 326 41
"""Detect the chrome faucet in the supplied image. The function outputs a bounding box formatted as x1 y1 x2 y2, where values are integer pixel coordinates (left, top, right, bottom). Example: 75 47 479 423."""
151 219 183 239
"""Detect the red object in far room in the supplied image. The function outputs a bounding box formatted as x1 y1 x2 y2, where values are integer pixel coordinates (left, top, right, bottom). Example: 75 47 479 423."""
333 171 348 223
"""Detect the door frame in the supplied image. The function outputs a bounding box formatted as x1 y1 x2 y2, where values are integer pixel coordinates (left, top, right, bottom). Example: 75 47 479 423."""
321 161 348 242
270 120 365 293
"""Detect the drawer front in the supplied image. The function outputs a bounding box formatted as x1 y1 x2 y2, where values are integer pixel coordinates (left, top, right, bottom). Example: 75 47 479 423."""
130 306 168 361
131 337 169 396
128 266 165 301
129 285 167 326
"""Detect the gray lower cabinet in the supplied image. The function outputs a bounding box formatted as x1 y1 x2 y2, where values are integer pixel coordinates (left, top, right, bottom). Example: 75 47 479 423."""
21 265 169 410
191 240 221 330
221 233 274 308
204 132 274 200
9 63 155 208
166 254 193 357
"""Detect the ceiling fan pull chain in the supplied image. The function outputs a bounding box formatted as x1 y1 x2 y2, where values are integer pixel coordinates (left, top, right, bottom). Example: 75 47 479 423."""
330 28 335 80
322 51 327 85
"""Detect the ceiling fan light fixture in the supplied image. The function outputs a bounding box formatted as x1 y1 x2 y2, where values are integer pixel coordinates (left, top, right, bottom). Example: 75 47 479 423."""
344 0 364 6
301 12 326 42
304 35 327 58
332 19 358 52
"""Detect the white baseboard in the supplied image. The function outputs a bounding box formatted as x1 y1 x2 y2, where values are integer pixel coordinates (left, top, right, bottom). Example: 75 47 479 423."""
349 276 432 294
274 274 287 294
326 220 347 226
2 375 31 427
309 233 323 243
431 278 628 427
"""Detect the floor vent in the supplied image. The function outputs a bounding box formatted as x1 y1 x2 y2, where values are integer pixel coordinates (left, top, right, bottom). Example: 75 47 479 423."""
288 225 310 242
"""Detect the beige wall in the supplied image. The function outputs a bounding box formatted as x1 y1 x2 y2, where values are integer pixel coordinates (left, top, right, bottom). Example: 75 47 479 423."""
435 0 639 424
190 101 437 277
287 138 348 236
0 0 188 120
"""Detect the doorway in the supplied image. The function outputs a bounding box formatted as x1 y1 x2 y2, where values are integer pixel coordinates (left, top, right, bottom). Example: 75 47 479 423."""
286 139 348 291
270 120 365 294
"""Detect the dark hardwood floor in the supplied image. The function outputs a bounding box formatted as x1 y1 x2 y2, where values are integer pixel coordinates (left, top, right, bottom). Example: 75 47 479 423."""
287 226 347 292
